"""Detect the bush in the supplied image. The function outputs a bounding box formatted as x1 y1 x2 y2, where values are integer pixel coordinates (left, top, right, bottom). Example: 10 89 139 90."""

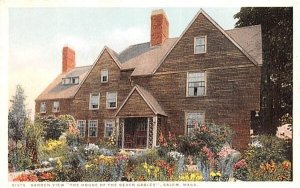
245 135 288 167
177 123 233 157
238 135 292 181
39 138 68 162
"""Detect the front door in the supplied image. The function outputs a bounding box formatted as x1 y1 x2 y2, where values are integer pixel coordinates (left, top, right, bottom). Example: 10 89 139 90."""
124 117 148 149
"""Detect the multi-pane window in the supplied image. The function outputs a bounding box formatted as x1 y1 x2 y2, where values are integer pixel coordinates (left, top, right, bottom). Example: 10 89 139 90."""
106 92 117 109
101 69 108 83
77 120 86 137
104 120 115 138
89 93 100 110
52 101 60 113
40 102 46 113
186 112 205 136
62 77 79 85
194 36 206 54
187 72 206 97
88 120 98 137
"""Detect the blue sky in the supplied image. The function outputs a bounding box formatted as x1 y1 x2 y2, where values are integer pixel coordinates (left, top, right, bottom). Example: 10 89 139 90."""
8 7 240 118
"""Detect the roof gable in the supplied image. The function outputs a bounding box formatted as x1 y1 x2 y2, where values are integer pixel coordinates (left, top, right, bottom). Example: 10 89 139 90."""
73 46 122 97
116 85 167 117
152 9 260 74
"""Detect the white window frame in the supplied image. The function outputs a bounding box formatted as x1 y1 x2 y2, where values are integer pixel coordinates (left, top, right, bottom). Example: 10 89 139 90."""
89 93 100 110
194 36 207 54
88 120 98 137
104 119 115 138
106 92 117 109
40 102 46 113
186 72 207 97
77 120 86 137
101 69 108 83
52 101 60 113
185 112 205 136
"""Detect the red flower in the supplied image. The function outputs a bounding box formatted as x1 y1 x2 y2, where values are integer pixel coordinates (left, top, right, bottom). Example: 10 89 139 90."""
13 173 38 182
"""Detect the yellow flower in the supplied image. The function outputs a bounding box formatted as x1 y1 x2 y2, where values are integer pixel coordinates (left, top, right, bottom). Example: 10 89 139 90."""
85 163 93 169
210 171 216 177
216 171 221 177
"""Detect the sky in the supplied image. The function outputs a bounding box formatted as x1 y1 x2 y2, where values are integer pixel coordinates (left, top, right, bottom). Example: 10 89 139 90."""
8 7 241 119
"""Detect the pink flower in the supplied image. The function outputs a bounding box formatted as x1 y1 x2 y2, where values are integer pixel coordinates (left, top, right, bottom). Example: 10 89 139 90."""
202 146 215 167
233 159 247 170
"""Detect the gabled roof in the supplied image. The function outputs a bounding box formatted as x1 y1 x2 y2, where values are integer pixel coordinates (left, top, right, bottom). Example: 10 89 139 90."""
37 9 263 101
115 85 167 116
36 65 90 100
152 9 260 74
117 38 178 76
72 46 122 97
226 25 262 65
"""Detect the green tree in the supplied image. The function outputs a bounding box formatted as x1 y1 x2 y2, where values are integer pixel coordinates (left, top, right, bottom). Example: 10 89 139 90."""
8 84 28 141
24 120 44 164
234 7 293 134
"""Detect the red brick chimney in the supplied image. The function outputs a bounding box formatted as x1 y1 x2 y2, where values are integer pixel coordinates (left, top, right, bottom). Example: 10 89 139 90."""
62 46 75 73
151 9 169 46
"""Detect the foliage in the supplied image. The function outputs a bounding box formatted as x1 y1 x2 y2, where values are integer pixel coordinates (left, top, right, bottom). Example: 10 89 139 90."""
234 7 293 134
247 160 292 181
177 123 233 157
8 84 27 141
238 135 292 181
233 159 248 181
244 135 288 167
24 120 44 163
8 140 32 171
13 173 38 182
37 115 71 140
39 139 68 162
178 171 203 181
132 160 175 181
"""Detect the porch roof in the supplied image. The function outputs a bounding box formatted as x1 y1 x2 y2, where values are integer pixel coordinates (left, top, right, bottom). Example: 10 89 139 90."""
115 85 167 117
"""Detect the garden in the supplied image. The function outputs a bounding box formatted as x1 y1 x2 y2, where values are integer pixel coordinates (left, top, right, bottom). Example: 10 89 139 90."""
9 114 292 182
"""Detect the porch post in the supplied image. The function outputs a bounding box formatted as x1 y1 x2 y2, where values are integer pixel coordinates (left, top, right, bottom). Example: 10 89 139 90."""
153 116 158 147
117 118 125 149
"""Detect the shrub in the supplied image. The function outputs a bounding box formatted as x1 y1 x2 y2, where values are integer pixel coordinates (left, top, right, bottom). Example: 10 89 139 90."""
245 135 288 168
177 123 233 157
240 135 292 181
39 138 68 162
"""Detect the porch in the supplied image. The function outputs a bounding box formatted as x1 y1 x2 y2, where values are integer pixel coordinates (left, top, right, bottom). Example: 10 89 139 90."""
115 85 168 149
116 116 162 149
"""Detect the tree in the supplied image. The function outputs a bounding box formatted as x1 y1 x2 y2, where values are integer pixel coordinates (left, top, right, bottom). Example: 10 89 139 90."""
8 84 28 141
234 8 293 134
37 114 76 140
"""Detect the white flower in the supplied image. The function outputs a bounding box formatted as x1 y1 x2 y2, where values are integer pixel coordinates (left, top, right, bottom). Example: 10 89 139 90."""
167 151 184 160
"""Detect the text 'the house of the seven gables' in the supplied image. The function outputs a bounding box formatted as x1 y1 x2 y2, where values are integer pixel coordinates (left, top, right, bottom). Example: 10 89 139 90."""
36 9 262 150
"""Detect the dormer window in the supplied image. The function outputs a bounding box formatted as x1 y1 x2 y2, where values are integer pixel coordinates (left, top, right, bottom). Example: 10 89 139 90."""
194 36 207 54
101 69 108 83
62 77 79 85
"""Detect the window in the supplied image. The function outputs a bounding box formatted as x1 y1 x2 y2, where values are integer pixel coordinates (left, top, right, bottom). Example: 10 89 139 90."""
40 102 46 113
187 72 206 97
194 36 206 54
62 77 79 85
104 120 115 138
88 120 98 137
89 93 100 110
101 69 108 83
106 92 117 109
52 101 60 113
186 112 205 136
77 120 86 137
